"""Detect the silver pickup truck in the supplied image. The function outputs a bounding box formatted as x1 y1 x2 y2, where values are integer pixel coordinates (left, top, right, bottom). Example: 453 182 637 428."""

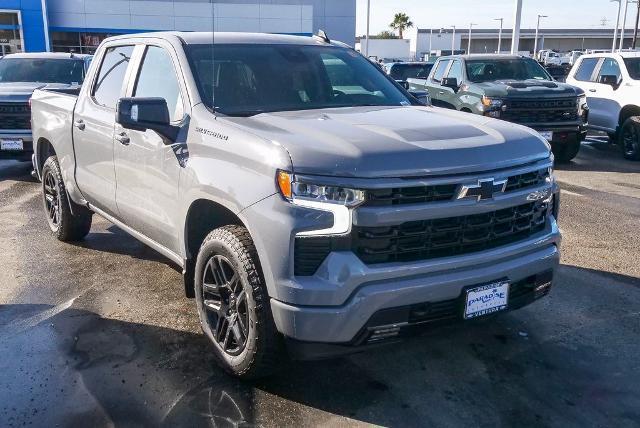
31 32 561 379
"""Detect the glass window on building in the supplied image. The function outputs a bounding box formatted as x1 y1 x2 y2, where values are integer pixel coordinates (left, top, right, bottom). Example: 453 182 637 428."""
0 12 23 56
51 32 122 55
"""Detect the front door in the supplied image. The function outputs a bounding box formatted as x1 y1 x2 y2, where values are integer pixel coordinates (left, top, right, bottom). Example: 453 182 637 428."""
73 44 135 216
425 59 454 109
114 43 187 254
590 57 623 132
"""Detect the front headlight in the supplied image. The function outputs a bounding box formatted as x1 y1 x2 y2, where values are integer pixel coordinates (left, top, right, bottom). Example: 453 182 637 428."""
481 96 504 109
577 94 588 119
277 170 365 236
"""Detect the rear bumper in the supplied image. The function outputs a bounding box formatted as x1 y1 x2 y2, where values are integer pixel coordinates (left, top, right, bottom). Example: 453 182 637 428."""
270 219 560 348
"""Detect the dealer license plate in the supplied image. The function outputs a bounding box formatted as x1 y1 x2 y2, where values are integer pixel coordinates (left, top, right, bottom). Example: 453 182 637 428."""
539 131 553 141
464 281 509 320
0 139 23 151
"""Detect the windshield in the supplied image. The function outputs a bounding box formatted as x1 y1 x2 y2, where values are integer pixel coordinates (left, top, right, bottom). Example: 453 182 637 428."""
624 58 640 80
389 64 434 81
186 44 411 116
465 58 551 83
0 58 86 84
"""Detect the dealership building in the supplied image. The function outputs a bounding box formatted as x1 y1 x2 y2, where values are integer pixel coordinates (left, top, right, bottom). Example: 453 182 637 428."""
0 0 356 55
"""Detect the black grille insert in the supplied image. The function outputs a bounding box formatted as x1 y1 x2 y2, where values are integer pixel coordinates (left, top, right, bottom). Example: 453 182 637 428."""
502 98 578 124
0 102 31 130
352 201 548 265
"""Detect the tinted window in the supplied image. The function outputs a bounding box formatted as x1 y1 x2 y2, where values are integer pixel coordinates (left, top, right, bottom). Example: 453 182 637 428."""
186 44 411 116
389 63 434 80
432 60 450 82
465 58 550 82
447 60 463 82
0 58 85 84
624 58 640 80
574 58 599 82
597 58 622 83
92 45 134 109
134 46 184 122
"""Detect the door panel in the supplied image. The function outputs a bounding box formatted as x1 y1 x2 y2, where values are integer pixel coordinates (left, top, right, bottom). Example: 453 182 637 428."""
73 45 135 216
114 44 186 253
589 58 623 131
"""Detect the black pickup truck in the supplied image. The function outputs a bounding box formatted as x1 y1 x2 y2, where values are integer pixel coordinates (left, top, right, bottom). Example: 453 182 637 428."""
408 55 589 162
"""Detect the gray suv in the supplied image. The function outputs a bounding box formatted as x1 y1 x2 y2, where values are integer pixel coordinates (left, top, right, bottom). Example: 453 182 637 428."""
31 32 560 378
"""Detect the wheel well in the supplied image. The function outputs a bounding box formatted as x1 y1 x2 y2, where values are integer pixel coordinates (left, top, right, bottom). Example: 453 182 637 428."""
619 105 640 127
460 108 473 113
183 199 244 297
36 138 56 174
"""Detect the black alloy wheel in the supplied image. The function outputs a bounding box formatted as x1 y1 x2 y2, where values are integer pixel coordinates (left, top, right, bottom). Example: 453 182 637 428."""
43 167 62 231
201 255 250 356
620 117 640 161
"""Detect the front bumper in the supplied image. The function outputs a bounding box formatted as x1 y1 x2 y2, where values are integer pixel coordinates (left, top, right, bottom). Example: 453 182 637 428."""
270 220 560 346
526 124 588 143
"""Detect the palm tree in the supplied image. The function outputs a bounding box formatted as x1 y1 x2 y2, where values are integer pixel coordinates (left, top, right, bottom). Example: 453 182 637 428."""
389 13 413 39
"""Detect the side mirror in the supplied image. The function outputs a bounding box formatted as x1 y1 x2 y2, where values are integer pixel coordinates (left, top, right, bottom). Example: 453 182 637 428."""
116 97 179 142
400 80 410 90
441 77 459 91
409 90 431 106
598 74 618 87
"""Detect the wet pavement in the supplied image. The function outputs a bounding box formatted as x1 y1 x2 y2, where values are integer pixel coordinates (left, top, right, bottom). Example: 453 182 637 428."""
1 138 639 427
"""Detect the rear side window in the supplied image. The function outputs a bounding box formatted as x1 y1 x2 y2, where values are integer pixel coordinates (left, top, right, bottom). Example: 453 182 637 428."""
134 46 184 122
574 58 599 82
432 60 450 83
92 45 134 109
597 58 622 83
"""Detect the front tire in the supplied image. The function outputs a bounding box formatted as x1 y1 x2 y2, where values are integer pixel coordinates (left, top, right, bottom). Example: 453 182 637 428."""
551 138 581 163
618 116 640 161
194 225 282 379
41 156 92 241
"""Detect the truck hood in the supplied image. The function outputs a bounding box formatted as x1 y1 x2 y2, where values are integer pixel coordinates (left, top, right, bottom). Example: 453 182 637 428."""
0 82 74 101
226 106 551 178
478 79 583 98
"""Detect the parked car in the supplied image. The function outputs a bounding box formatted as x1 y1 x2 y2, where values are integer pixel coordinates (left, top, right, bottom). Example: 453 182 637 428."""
566 52 640 160
543 51 570 67
0 52 91 162
383 61 434 86
408 54 589 162
31 32 560 379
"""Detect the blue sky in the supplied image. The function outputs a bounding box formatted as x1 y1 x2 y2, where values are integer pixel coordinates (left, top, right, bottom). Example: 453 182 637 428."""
355 0 634 35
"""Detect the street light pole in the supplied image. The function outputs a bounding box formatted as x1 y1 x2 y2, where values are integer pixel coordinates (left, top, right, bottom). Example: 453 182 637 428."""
468 23 476 54
451 25 456 54
633 0 640 49
511 0 523 54
365 0 370 57
620 0 630 50
612 0 623 52
494 18 504 53
534 15 548 58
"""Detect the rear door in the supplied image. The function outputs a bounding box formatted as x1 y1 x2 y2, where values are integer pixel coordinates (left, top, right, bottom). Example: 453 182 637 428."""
590 57 623 132
113 42 188 253
73 44 135 216
425 59 452 108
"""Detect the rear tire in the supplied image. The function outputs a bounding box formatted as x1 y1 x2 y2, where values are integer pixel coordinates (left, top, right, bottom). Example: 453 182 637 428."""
551 138 581 163
41 156 92 241
194 225 283 379
618 116 640 161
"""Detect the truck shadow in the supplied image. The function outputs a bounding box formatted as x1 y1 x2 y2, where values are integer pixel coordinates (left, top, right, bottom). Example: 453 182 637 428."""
0 160 34 182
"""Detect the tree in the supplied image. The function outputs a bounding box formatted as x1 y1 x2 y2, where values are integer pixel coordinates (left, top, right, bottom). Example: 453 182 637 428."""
389 13 413 39
375 31 399 39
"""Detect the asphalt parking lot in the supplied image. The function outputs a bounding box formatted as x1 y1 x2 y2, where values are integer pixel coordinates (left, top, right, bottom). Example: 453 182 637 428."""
1 138 639 427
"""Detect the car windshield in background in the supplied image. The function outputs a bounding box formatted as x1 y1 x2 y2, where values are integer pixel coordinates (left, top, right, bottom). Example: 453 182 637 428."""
389 64 433 81
186 44 411 116
623 58 640 80
466 58 551 83
0 59 85 84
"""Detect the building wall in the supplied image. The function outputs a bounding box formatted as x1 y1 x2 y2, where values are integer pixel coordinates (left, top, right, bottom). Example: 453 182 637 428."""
0 0 48 51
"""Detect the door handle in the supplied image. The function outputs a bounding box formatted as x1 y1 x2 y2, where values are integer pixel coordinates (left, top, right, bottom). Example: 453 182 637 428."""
74 119 85 130
439 91 445 95
589 89 597 92
115 132 130 146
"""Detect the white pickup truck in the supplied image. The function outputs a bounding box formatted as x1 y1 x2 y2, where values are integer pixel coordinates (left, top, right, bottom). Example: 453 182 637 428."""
566 52 640 160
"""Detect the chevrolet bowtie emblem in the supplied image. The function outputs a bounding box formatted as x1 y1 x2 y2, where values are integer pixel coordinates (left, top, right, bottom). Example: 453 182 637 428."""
456 178 508 201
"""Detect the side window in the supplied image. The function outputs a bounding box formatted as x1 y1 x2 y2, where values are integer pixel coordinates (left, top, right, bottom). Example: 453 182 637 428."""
134 46 184 122
597 58 622 84
92 45 134 109
574 58 600 82
432 60 450 83
446 60 463 83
